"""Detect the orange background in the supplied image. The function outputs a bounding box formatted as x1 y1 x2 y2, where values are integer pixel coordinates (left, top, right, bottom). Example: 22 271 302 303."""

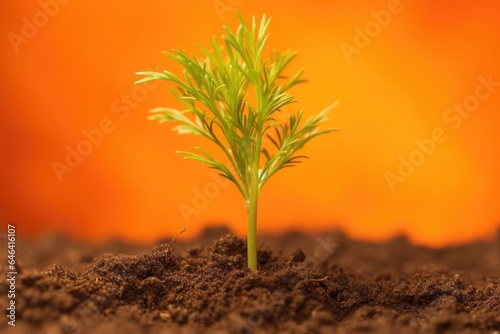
1 0 499 246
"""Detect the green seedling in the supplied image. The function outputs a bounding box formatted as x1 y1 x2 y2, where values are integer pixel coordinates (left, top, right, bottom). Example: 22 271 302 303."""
135 13 337 271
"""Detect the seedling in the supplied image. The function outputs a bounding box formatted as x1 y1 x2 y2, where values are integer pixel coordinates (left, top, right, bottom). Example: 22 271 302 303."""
135 14 337 271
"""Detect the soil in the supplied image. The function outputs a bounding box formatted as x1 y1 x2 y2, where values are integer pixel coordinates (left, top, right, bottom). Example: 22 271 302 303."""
1 226 499 334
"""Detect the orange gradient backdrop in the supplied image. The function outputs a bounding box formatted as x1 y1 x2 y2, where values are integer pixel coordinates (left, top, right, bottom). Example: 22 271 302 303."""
1 0 499 246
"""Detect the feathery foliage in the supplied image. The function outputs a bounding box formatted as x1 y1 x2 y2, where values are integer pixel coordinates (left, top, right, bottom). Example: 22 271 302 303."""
135 13 337 271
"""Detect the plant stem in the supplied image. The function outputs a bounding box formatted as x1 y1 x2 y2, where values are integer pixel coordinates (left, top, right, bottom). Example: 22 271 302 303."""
246 167 260 271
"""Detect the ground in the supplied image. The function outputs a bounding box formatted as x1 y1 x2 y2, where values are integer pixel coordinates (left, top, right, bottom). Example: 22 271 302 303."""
1 226 499 333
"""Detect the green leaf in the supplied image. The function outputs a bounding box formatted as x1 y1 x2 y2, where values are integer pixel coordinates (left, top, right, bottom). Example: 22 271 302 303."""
136 14 337 205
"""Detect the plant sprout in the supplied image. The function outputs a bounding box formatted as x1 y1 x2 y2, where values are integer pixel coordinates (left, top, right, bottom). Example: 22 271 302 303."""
135 13 337 271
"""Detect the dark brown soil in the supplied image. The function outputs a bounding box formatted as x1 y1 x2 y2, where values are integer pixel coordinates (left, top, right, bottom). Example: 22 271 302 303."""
1 226 499 334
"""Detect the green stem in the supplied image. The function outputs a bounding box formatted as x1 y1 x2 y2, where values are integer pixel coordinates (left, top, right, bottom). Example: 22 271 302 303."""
246 167 260 271
247 56 265 272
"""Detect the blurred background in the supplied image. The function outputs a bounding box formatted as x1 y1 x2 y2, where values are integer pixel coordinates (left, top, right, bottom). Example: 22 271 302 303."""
1 0 499 246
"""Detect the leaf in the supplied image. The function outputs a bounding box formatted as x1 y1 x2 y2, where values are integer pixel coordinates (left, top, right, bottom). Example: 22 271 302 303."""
135 14 337 200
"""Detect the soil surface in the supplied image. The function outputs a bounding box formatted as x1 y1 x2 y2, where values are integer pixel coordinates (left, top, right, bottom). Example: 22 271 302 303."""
1 226 499 334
